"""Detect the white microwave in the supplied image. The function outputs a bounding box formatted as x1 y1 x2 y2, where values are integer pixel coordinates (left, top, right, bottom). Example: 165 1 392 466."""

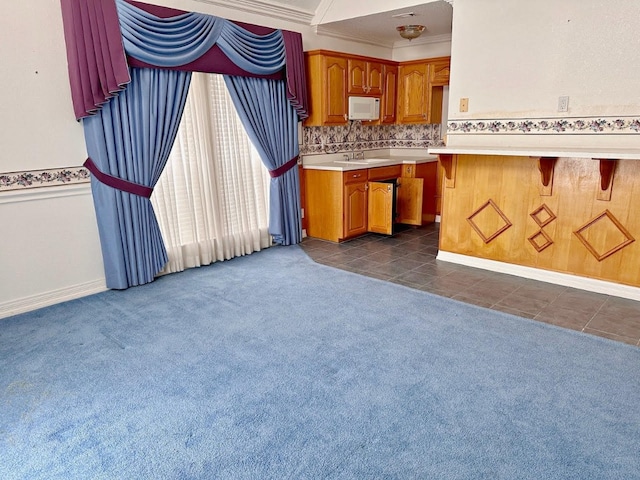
348 96 380 121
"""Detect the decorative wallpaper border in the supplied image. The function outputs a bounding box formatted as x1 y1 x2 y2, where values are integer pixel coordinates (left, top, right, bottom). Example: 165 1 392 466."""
0 167 90 192
447 116 640 135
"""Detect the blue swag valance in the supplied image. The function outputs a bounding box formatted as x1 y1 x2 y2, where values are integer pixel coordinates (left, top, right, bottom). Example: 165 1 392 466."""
60 0 308 120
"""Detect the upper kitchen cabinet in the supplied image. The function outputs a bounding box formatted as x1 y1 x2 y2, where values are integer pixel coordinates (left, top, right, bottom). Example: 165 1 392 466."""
396 57 450 124
304 50 397 127
429 58 450 87
305 51 349 126
303 50 448 127
347 58 383 96
380 64 398 124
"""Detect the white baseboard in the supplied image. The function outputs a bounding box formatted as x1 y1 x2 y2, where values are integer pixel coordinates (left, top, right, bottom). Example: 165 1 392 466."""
0 280 107 320
437 251 640 301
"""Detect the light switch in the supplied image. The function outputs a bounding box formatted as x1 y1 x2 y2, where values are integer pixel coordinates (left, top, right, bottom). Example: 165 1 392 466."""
459 98 469 112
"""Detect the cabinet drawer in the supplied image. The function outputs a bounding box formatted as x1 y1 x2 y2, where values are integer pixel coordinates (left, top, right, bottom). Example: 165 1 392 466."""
343 169 368 184
368 165 402 181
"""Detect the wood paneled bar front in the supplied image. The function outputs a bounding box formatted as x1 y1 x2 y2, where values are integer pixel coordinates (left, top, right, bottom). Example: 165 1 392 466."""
428 146 640 299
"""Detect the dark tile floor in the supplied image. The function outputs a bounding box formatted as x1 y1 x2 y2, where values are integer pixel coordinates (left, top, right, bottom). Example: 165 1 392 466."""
300 223 640 347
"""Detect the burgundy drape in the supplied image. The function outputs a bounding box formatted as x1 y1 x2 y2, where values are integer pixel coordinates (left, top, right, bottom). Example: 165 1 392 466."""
60 0 308 120
60 0 131 120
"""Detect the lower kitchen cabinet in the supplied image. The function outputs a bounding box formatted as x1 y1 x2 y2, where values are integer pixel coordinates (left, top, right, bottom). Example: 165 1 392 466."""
344 172 368 238
396 176 423 225
304 162 436 242
368 181 395 235
400 162 438 224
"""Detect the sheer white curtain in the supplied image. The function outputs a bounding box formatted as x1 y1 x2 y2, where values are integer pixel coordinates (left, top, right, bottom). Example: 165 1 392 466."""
151 72 272 274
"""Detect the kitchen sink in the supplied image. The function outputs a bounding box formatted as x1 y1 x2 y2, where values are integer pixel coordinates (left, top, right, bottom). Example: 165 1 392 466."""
334 160 369 165
333 158 393 165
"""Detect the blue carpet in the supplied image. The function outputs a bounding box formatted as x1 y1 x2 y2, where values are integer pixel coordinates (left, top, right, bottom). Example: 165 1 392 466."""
1 245 639 479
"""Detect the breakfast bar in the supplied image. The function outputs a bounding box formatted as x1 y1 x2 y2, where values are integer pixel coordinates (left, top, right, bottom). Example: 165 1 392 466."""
427 145 640 300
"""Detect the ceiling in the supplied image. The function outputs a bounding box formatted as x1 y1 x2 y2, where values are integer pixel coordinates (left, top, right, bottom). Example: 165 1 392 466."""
200 0 453 48
313 2 453 48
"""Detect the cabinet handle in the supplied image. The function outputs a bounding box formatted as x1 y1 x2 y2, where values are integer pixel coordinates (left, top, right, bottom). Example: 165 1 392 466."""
344 113 348 121
352 173 361 178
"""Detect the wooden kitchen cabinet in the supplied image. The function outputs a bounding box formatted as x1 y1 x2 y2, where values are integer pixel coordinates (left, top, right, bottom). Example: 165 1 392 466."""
368 181 395 234
429 58 450 86
305 50 449 126
396 61 429 124
396 57 450 124
398 162 438 224
304 168 368 242
396 176 423 225
304 162 437 242
380 64 398 124
304 166 399 242
344 171 369 239
304 52 349 126
367 165 402 235
304 50 398 126
348 58 383 96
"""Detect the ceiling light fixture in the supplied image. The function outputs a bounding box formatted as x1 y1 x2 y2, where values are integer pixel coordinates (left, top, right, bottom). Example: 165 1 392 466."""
396 25 425 41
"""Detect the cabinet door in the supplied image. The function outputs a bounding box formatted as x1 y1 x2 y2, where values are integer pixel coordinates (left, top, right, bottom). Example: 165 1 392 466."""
324 55 349 124
367 181 394 235
366 61 383 96
380 64 397 124
347 58 367 95
344 181 368 238
397 63 429 124
396 177 424 225
429 58 450 87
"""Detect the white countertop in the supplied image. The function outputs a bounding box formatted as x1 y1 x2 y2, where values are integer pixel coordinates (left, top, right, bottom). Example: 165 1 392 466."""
428 145 640 160
302 154 438 172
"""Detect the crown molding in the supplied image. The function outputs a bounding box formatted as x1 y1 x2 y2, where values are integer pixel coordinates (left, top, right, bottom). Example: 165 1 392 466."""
313 25 393 48
193 0 314 25
313 26 451 49
392 33 452 49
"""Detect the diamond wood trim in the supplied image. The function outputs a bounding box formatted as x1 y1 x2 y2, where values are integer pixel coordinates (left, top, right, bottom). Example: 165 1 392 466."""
530 204 557 228
573 210 635 261
528 229 554 252
467 199 512 244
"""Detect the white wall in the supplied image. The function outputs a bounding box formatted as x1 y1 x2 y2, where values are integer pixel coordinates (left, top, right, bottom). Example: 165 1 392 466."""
0 0 104 317
446 0 640 149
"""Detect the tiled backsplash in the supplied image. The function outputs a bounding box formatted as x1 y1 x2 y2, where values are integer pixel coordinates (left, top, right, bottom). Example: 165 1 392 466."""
300 123 443 155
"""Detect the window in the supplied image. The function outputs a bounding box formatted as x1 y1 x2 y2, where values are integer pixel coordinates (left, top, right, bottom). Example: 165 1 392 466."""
151 73 272 274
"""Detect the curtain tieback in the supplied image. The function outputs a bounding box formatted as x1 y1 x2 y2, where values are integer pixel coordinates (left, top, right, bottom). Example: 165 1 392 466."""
269 155 299 178
83 157 154 198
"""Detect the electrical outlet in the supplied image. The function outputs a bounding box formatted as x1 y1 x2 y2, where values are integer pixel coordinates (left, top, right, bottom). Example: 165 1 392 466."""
558 96 569 112
459 97 469 112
